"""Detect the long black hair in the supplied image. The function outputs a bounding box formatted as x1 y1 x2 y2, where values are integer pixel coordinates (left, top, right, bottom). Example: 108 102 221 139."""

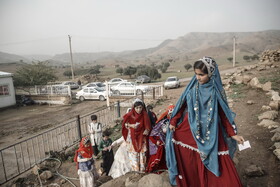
193 60 208 74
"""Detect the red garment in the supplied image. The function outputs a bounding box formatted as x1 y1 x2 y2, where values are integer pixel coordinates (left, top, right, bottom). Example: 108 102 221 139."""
74 137 93 164
122 107 151 152
156 105 175 123
146 136 167 173
170 104 242 187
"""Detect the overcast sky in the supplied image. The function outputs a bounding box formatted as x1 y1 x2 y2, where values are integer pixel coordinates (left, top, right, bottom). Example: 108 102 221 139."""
0 0 279 56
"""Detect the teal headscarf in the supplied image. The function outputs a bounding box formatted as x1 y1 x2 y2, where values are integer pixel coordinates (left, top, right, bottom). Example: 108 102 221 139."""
165 57 237 185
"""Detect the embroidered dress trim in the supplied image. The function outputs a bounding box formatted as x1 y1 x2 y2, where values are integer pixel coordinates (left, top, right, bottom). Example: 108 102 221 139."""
172 138 229 155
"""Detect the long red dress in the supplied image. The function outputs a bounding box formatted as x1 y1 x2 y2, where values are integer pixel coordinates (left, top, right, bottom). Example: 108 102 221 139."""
146 135 167 173
170 104 242 187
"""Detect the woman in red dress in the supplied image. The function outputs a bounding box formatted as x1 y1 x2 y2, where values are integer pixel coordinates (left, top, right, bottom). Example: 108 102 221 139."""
122 98 151 172
146 105 175 173
166 57 244 187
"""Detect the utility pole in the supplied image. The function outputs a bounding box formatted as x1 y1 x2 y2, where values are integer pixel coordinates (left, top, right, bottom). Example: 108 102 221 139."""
233 36 236 67
68 35 75 80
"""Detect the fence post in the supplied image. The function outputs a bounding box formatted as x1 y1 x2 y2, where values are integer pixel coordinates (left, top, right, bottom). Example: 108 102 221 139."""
76 115 82 141
117 100 121 118
153 88 155 100
141 92 144 102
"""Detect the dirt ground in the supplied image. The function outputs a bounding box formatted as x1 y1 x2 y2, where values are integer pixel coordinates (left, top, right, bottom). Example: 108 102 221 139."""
1 64 280 187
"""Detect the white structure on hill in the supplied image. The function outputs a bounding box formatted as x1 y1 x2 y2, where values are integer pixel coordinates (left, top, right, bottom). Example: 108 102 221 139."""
0 71 16 108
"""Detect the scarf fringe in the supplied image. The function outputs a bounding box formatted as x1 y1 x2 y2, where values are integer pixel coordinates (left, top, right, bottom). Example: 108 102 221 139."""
172 138 229 155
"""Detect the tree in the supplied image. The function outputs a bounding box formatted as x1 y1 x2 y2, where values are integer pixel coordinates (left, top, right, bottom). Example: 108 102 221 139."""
89 67 100 77
251 54 259 61
123 66 137 78
157 62 170 73
184 64 192 72
148 67 161 80
227 57 233 62
14 61 57 87
243 55 250 61
116 67 123 75
161 66 168 73
136 65 161 80
63 70 73 79
163 62 170 68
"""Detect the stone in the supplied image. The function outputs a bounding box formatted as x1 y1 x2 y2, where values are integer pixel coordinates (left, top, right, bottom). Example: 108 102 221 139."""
249 77 262 88
137 173 172 187
234 75 243 84
257 66 266 71
32 165 40 175
273 149 280 160
271 142 280 150
60 179 66 184
247 100 255 105
257 119 279 129
270 127 280 133
269 101 279 111
258 110 278 121
245 165 265 177
125 172 145 187
262 82 272 92
271 91 280 101
224 84 231 91
225 73 233 76
271 132 280 142
242 75 252 84
39 170 53 181
261 105 271 111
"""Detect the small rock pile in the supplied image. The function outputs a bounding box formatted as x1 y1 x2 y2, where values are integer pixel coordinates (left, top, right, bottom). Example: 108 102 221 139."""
260 49 280 62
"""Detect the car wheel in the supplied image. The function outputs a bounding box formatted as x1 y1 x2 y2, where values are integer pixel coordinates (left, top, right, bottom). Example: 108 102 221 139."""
136 89 142 95
99 95 105 101
114 90 121 95
79 96 85 101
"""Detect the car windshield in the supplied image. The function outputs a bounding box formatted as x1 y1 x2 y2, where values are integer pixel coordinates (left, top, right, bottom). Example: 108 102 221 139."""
96 83 105 87
95 87 104 92
167 77 176 81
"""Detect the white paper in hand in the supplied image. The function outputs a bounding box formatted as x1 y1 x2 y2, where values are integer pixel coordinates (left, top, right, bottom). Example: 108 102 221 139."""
238 140 251 151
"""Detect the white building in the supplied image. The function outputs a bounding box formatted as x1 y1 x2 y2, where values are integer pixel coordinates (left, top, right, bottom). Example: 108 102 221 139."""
0 71 16 108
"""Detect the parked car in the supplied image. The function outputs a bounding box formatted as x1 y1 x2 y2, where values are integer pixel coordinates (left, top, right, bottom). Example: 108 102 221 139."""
107 78 127 86
59 81 80 90
135 75 151 83
82 82 105 90
76 87 107 101
164 76 180 89
111 82 150 95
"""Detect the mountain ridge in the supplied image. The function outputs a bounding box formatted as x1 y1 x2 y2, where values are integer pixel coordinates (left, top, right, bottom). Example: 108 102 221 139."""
0 30 279 65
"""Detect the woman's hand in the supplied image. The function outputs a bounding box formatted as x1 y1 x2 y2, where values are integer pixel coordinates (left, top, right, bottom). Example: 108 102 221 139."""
143 129 149 136
125 123 136 129
231 135 245 144
156 140 163 146
169 124 176 131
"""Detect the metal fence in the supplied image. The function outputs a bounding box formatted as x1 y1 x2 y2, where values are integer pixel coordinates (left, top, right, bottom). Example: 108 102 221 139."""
35 85 71 96
0 97 137 185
